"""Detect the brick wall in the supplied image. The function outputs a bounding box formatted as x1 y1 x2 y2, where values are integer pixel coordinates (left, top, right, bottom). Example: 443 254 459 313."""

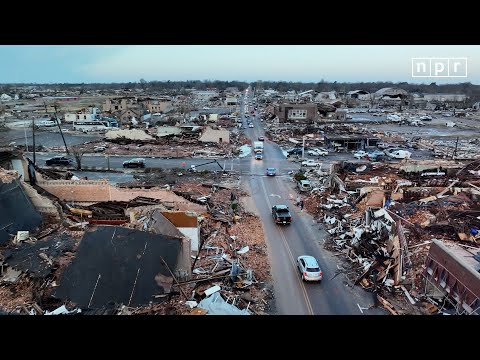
37 180 206 213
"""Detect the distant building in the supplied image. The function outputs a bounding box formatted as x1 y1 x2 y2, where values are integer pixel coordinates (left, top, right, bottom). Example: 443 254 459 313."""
423 94 467 102
42 96 79 101
225 97 238 106
0 94 12 101
346 90 370 101
146 98 173 113
64 107 99 122
199 127 229 143
192 90 219 101
273 103 318 124
103 97 143 124
315 91 337 102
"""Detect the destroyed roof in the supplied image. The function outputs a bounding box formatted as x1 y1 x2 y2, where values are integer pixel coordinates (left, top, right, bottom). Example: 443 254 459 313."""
2 233 76 279
375 88 409 97
54 226 181 309
0 179 43 245
347 90 369 95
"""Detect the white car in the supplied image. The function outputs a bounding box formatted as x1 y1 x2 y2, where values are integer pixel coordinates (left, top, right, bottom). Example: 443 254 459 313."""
248 123 254 128
297 255 322 282
353 150 368 159
386 149 411 159
308 148 328 157
301 159 321 167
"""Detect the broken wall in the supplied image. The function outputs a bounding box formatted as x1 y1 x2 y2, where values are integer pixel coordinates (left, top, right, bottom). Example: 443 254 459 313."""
21 181 59 217
161 211 200 254
0 179 43 245
149 210 192 280
199 127 230 143
105 129 155 141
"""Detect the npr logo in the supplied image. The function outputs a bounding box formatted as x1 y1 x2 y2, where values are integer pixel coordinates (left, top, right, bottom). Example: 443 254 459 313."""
412 58 467 78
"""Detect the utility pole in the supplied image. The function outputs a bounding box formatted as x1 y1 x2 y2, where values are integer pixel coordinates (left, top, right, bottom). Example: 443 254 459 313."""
32 117 36 165
53 103 69 154
302 136 305 159
24 120 28 150
453 136 459 159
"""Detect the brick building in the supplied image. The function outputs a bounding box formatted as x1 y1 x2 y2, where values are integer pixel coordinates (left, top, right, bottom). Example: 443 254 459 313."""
273 103 318 123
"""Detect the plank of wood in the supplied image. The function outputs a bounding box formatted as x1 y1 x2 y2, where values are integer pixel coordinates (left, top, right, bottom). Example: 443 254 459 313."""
400 285 416 305
377 295 398 315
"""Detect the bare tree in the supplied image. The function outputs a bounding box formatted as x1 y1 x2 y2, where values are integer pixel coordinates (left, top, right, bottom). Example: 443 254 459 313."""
71 145 85 170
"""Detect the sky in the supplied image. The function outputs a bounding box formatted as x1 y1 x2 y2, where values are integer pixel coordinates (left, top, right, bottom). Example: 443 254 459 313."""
0 45 478 84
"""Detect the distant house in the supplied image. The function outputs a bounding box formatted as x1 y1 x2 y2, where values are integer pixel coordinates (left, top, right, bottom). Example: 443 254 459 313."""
225 97 238 106
315 91 337 102
146 98 173 113
273 103 318 124
346 90 370 101
0 94 12 101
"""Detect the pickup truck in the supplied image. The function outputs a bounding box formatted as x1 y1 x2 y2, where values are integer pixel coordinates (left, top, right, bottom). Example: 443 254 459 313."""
272 205 292 225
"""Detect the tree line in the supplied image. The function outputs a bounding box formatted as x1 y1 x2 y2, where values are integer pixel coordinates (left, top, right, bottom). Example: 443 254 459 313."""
1 80 480 101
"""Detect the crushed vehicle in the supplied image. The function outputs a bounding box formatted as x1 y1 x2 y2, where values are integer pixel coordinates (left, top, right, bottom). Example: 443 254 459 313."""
297 179 312 192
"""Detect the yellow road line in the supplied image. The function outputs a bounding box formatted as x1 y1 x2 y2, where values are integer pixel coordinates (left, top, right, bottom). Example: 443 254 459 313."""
260 177 314 315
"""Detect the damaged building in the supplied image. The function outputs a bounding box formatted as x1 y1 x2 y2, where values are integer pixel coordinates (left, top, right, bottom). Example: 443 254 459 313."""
273 103 318 124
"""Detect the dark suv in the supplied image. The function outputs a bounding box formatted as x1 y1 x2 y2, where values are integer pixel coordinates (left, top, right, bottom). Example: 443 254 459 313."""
123 158 146 168
45 156 73 166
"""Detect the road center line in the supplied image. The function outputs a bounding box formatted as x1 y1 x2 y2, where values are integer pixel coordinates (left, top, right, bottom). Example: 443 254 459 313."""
259 176 314 315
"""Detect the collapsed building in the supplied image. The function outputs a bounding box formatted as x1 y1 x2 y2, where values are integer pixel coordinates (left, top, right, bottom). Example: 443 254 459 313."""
0 153 272 315
299 159 480 315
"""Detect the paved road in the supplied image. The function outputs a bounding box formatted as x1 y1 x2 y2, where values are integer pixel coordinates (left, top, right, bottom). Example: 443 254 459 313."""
28 152 244 172
241 91 386 315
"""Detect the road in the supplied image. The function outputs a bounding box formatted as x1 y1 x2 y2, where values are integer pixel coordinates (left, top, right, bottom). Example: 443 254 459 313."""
240 89 386 315
28 152 244 172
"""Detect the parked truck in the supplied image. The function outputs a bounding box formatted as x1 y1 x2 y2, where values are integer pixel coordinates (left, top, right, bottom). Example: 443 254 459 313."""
272 205 292 225
254 141 264 153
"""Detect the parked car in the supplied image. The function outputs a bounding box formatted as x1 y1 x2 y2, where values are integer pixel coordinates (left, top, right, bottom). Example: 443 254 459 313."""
308 148 328 157
266 167 277 176
45 156 73 166
301 159 321 167
386 149 412 159
258 136 265 141
367 150 385 160
287 148 303 156
93 146 106 153
376 142 390 149
122 158 146 168
353 150 368 159
297 255 323 282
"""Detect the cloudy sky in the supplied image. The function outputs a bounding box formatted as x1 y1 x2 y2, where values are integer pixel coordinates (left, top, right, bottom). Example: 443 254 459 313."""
0 45 477 84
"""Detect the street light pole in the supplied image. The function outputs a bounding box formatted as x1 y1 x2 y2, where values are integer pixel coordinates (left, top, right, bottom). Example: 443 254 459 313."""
302 136 305 159
32 117 36 165
24 120 28 150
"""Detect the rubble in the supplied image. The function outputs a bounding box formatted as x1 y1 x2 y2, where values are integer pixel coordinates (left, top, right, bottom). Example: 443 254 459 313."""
299 158 480 315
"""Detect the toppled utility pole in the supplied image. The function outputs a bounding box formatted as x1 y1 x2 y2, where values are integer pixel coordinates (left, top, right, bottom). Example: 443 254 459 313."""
160 256 188 300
